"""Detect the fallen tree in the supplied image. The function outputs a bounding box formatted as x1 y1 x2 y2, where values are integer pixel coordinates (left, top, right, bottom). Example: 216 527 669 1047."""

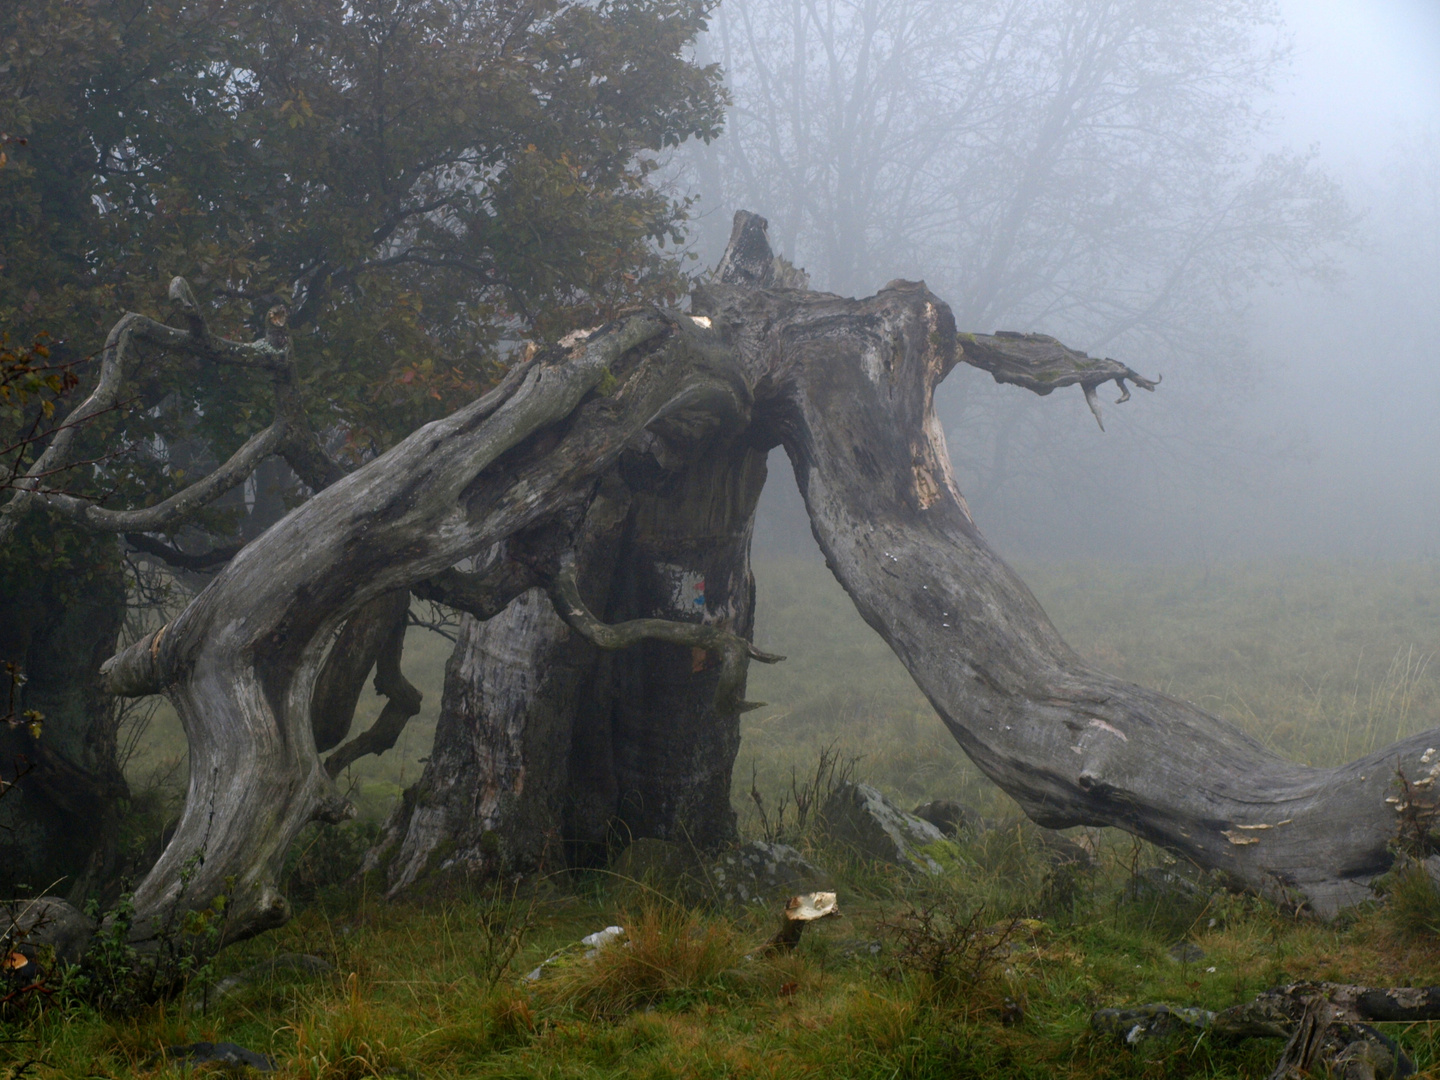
18 211 1436 955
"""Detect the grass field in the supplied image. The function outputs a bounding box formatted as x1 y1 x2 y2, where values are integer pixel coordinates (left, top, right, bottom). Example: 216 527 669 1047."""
24 556 1440 1078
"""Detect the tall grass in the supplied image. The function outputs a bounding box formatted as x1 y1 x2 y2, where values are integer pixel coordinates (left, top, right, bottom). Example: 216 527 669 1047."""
15 556 1440 1079
740 557 1440 826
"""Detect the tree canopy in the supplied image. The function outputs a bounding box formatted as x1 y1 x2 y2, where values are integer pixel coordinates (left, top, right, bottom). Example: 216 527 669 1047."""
0 0 726 898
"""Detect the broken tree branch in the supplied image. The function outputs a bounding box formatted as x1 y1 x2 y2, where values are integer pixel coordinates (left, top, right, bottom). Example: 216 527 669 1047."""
310 589 415 755
124 533 247 572
323 592 423 778
958 330 1159 430
0 277 332 544
545 555 783 715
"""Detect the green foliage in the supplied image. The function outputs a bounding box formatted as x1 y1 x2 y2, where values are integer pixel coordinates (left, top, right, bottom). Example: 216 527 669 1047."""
0 0 725 503
0 333 78 490
4 838 1440 1078
1375 861 1440 938
60 854 229 1016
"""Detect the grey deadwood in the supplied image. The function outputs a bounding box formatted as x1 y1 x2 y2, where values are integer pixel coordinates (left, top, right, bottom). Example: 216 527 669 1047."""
30 212 1432 954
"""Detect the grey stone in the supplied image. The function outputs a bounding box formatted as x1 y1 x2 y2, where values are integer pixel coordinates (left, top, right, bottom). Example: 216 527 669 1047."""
1124 866 1212 906
911 799 977 837
160 1042 276 1072
1035 828 1096 869
188 953 334 1010
8 897 94 964
704 841 832 906
1167 941 1205 963
822 783 946 873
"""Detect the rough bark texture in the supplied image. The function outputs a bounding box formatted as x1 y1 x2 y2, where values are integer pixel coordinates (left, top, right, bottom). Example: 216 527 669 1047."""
41 210 1433 955
691 215 1413 918
372 433 770 890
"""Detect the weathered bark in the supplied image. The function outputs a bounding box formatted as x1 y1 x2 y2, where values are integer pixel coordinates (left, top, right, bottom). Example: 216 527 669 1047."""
692 214 1415 917
373 435 775 889
40 210 1433 953
597 435 771 850
1094 983 1435 1079
308 587 424 779
85 311 745 945
0 281 421 918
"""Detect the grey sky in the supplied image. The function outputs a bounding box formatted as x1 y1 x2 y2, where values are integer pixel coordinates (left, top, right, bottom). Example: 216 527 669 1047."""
1276 0 1439 157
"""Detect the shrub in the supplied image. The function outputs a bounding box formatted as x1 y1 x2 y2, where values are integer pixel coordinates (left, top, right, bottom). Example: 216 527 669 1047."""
878 896 1019 1008
59 852 229 1015
1379 860 1440 937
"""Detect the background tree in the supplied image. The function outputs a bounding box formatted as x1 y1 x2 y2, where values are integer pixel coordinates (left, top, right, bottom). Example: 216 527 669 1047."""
680 0 1351 549
0 0 724 900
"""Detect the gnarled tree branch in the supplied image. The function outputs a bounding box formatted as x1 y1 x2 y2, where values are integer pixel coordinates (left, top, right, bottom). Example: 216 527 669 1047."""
124 533 247 572
0 277 339 544
322 591 424 778
545 554 783 715
958 329 1159 430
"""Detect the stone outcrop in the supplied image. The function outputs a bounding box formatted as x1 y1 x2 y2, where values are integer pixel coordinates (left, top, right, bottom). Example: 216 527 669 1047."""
822 783 946 873
705 841 832 906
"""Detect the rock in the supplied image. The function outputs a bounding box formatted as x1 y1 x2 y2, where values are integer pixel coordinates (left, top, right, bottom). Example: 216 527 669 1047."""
1092 1004 1215 1044
580 926 626 957
837 938 885 959
1035 828 1096 869
705 841 832 906
8 896 95 964
610 837 698 885
525 925 628 982
822 783 946 873
160 1042 276 1072
1167 941 1205 963
911 799 977 837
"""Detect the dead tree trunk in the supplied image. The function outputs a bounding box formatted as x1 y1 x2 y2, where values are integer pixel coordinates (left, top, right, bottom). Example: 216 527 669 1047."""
38 210 1430 955
372 434 768 890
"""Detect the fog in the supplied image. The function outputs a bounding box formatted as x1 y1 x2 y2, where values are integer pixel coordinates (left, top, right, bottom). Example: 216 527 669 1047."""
679 0 1440 565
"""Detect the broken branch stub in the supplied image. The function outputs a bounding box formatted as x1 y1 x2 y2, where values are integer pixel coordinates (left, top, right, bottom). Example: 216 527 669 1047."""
957 330 1159 431
765 891 839 953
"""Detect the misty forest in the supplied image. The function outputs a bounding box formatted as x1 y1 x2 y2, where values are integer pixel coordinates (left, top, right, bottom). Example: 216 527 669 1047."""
1 0 1439 1076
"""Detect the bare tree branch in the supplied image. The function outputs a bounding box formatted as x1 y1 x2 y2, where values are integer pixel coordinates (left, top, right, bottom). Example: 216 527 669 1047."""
546 554 783 715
